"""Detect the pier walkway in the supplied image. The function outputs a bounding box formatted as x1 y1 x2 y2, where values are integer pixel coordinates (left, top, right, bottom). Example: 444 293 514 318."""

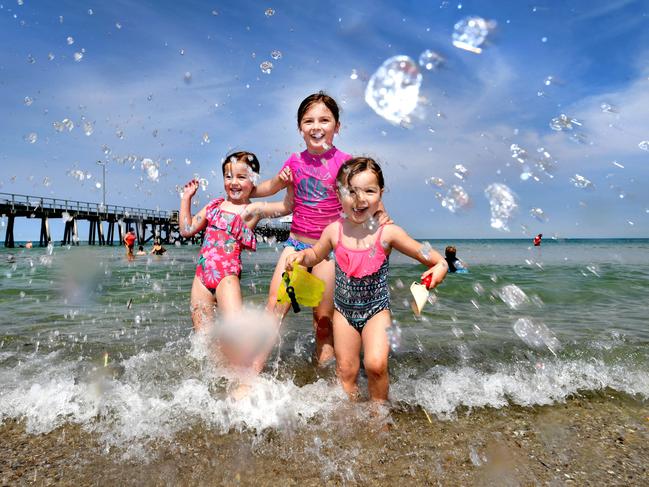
1 192 289 248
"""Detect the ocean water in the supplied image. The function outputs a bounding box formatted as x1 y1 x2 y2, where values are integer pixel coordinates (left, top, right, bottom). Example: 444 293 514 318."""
1 238 648 462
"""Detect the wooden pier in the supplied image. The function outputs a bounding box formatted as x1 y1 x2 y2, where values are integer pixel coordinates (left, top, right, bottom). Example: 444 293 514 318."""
1 192 290 248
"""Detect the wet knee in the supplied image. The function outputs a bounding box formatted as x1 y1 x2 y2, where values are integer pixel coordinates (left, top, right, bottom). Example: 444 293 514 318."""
337 360 359 382
364 357 388 379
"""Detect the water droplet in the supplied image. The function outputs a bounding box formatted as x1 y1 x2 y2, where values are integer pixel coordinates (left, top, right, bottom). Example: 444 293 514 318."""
260 60 273 74
199 178 209 191
270 50 282 60
549 113 581 131
418 49 444 70
453 164 468 180
43 176 51 187
183 71 192 83
73 51 83 62
541 36 548 43
83 120 94 136
530 207 547 222
570 174 593 189
365 55 422 124
179 48 185 55
600 102 615 113
66 36 74 45
350 69 359 80
24 132 37 144
115 22 122 30
202 132 210 144
264 8 275 17
185 158 191 165
484 183 518 231
141 158 159 182
47 52 55 61
638 140 649 151
452 16 493 54
88 8 94 15
115 129 124 139
24 96 33 106
437 185 470 213
27 54 36 64
543 75 553 86
425 177 445 187
513 317 560 355
95 182 102 189
387 321 402 352
498 284 528 309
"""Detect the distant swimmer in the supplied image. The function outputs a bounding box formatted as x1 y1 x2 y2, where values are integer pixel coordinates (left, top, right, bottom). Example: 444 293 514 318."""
445 245 468 273
150 239 166 256
123 228 136 260
135 245 147 256
533 233 543 247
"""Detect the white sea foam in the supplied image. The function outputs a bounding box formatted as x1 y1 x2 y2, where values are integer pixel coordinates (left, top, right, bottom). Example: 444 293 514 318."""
392 359 649 419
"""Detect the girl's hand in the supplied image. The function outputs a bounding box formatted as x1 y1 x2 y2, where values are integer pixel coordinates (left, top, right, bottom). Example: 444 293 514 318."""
373 209 393 226
278 167 292 184
285 252 303 271
182 179 199 200
421 268 436 289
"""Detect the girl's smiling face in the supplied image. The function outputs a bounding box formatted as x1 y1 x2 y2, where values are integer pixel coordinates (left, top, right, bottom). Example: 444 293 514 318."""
299 102 340 154
223 161 255 203
338 169 383 224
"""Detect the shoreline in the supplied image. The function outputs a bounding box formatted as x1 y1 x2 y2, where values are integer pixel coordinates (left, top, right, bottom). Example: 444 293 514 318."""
2 393 647 485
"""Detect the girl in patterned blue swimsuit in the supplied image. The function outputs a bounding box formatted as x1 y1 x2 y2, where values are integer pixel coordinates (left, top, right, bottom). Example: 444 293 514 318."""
286 157 448 403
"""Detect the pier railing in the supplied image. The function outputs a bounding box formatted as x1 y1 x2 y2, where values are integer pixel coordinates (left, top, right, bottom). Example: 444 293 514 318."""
0 192 174 220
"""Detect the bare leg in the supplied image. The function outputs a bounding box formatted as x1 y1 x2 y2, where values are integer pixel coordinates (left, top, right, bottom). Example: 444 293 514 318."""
310 258 335 365
332 311 362 399
361 310 392 402
265 246 296 319
190 276 216 332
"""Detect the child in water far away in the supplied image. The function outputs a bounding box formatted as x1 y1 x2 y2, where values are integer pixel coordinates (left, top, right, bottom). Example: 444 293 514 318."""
444 245 467 273
285 157 447 403
180 151 293 372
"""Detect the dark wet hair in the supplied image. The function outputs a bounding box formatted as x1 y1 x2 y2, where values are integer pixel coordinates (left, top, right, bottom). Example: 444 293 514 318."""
138 245 144 251
336 157 385 190
445 246 456 258
221 151 260 175
297 92 340 127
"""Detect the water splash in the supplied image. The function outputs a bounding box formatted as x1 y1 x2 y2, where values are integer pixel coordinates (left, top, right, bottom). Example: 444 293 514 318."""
365 55 422 124
570 174 593 189
497 284 529 309
437 185 471 213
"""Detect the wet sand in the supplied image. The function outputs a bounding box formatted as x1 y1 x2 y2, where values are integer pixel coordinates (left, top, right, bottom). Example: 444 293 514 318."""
1 392 647 486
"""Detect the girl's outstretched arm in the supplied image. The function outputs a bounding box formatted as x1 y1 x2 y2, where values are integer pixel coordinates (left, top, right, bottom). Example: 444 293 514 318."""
243 184 294 229
384 225 448 288
250 167 291 198
179 179 209 237
285 222 336 270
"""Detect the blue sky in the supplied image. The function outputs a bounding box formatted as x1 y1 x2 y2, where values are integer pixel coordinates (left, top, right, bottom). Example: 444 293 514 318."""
1 0 648 240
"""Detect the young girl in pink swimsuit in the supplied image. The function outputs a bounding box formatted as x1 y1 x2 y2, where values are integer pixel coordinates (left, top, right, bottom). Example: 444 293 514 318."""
179 151 292 370
253 92 388 365
286 157 448 402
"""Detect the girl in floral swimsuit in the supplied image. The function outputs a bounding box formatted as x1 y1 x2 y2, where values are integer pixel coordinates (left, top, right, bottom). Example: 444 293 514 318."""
179 151 292 348
285 157 448 402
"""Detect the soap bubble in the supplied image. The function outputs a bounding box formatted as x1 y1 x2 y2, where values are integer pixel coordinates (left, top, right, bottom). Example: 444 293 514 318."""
484 183 518 231
365 55 422 124
638 141 649 151
418 49 444 70
452 16 493 54
24 96 33 106
199 178 209 191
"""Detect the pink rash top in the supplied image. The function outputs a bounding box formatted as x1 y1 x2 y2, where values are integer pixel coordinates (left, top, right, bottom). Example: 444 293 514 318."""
280 147 351 240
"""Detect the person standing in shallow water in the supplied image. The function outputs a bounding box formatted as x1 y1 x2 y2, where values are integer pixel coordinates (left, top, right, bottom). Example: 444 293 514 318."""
251 92 390 367
123 228 136 260
285 157 447 403
533 233 543 246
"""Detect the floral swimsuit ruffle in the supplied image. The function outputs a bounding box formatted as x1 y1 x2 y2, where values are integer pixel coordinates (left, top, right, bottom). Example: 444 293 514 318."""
195 198 257 292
